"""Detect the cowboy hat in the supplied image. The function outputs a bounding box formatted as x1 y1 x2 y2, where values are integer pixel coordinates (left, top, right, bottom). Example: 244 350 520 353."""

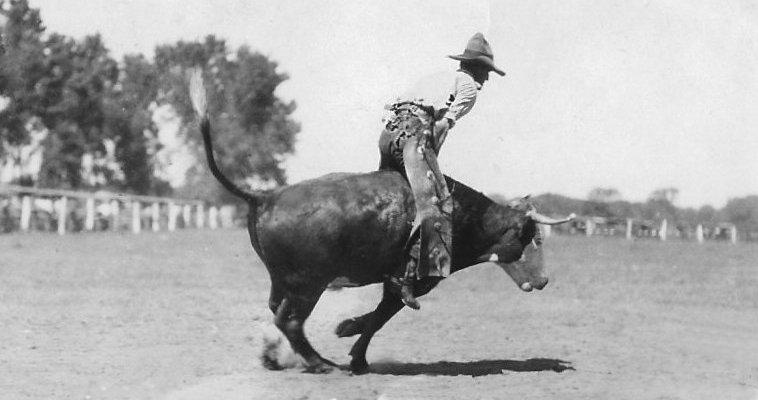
448 32 505 76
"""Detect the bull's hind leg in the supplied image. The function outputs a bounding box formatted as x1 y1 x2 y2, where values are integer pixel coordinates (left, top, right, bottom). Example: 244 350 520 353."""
273 292 335 373
261 282 287 370
268 281 285 315
348 285 405 374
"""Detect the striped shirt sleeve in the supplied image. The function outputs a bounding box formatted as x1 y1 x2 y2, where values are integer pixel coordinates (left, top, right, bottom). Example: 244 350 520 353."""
443 73 479 124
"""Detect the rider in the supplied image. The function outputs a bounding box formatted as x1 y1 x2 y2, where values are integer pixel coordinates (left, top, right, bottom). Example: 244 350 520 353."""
378 32 505 309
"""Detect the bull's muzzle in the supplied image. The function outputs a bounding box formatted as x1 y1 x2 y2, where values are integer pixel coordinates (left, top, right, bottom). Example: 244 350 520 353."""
521 276 548 292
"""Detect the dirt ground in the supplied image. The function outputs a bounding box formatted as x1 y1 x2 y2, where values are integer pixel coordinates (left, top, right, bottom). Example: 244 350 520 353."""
1 229 757 400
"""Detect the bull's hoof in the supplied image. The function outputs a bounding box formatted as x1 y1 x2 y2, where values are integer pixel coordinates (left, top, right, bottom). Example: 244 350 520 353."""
260 354 284 371
335 318 364 338
349 357 369 375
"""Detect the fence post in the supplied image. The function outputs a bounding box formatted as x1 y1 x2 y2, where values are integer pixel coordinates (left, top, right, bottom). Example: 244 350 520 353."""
209 206 218 229
730 225 738 244
196 204 205 228
541 224 551 238
626 218 633 240
111 199 120 231
659 219 668 241
57 196 67 235
695 224 704 243
20 195 32 232
182 204 191 228
85 197 96 231
132 201 141 234
167 201 177 232
585 218 593 237
0 186 225 234
151 202 160 232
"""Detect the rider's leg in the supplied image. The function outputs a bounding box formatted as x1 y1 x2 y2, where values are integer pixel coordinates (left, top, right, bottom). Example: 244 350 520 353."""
392 134 453 309
402 135 453 277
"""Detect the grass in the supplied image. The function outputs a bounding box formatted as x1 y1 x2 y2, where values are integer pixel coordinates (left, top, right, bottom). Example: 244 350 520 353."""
1 230 756 399
0 230 267 399
544 235 758 309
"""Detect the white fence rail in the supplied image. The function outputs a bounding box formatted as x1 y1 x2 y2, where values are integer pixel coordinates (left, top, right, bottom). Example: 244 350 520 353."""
542 215 740 244
0 184 235 235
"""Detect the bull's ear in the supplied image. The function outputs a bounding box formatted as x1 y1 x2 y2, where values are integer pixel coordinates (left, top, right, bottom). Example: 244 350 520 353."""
509 194 531 208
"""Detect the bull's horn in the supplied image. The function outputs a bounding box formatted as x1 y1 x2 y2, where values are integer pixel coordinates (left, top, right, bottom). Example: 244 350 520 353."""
527 211 576 225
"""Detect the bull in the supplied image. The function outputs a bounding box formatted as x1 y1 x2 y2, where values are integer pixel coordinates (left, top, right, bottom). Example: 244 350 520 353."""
189 73 573 374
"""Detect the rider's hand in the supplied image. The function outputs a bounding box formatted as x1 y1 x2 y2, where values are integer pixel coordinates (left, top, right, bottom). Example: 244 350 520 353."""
434 118 449 134
433 118 453 151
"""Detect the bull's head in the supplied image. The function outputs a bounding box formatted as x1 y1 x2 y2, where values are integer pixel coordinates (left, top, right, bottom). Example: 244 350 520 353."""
477 195 574 292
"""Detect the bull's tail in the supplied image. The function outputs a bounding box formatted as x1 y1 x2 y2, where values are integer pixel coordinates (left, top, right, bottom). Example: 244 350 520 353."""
188 68 259 204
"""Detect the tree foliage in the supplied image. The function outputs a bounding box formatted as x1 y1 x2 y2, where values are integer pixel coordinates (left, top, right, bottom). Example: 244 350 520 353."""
105 54 165 194
0 0 46 148
36 33 120 189
587 187 621 203
154 37 299 203
1 1 299 199
722 196 758 236
529 190 758 240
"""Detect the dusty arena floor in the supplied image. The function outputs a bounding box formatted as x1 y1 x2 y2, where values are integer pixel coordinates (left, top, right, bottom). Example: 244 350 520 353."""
1 229 757 399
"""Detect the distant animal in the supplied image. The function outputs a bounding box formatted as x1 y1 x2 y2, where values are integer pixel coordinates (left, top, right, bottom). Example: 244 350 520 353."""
189 72 573 374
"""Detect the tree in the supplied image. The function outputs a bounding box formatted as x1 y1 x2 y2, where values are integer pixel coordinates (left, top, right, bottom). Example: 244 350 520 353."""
587 187 622 203
533 193 585 216
154 36 300 202
584 187 622 218
36 33 120 189
648 187 679 204
696 205 718 224
645 187 679 220
0 0 46 152
227 46 298 185
1 0 123 189
104 54 171 195
722 196 758 238
3 10 298 197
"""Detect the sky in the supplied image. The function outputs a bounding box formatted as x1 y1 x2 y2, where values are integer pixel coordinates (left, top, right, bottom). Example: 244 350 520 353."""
27 0 758 208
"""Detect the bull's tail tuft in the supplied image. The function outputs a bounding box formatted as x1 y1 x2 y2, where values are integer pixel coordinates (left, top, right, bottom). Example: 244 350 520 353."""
188 68 208 119
187 68 258 204
260 325 303 370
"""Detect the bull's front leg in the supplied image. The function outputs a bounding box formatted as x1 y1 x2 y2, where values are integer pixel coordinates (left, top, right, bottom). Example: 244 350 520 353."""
335 276 444 339
347 285 405 374
335 311 374 338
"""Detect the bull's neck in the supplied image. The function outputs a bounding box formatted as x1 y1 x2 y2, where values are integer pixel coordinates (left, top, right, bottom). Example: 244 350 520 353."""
446 178 520 272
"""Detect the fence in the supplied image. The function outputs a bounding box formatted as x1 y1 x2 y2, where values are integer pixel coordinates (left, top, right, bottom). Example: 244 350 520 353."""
0 184 235 235
541 216 741 244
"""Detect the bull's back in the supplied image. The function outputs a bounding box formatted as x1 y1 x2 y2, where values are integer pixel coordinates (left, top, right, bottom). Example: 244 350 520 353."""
256 171 415 286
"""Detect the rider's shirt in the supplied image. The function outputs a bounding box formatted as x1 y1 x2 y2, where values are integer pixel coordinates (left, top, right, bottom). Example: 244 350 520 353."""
389 70 481 125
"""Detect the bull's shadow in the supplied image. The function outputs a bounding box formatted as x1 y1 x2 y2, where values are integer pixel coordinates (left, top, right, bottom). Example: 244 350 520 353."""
363 358 574 377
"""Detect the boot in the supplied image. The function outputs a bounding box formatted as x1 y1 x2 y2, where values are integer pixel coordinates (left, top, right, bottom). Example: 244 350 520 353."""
394 257 420 310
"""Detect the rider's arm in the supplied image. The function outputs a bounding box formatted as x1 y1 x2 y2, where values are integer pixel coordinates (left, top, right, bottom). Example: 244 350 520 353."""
442 74 479 127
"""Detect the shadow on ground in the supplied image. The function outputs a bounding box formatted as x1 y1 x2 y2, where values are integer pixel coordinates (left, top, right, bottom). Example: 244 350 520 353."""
366 358 575 377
